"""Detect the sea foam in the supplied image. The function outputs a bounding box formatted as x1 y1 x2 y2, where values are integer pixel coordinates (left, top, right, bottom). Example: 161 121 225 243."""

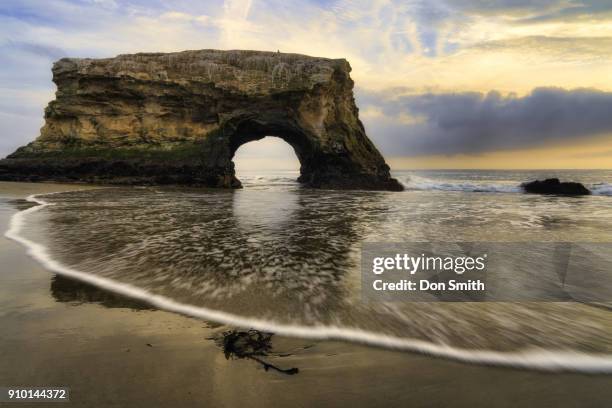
398 175 612 196
6 192 612 374
592 183 612 196
398 175 522 193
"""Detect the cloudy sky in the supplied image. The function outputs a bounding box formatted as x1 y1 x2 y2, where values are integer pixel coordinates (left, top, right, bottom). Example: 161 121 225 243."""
2 0 612 169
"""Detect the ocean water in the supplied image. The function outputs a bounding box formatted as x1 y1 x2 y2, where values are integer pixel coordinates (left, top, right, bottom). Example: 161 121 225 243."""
7 170 612 371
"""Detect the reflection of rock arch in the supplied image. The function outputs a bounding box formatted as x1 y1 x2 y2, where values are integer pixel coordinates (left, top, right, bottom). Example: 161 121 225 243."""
37 187 388 322
232 187 300 229
50 274 152 310
228 188 390 320
0 50 402 191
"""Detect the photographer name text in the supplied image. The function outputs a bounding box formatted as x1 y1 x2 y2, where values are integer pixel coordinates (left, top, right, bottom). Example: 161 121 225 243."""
371 253 487 293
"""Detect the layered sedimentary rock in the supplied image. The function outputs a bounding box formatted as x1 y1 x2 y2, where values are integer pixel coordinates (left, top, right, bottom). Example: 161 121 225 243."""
0 49 402 191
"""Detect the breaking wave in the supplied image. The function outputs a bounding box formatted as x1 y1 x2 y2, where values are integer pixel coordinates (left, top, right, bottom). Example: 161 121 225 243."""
398 175 521 193
592 183 612 196
397 175 612 196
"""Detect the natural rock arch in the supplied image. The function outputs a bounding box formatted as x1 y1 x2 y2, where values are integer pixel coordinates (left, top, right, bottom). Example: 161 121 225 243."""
0 49 402 191
227 123 309 186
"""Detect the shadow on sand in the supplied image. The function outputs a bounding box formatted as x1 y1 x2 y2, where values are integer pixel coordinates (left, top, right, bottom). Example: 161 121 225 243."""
50 274 300 375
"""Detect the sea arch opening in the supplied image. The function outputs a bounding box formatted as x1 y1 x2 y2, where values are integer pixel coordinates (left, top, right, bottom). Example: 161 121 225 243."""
232 136 301 185
226 117 316 188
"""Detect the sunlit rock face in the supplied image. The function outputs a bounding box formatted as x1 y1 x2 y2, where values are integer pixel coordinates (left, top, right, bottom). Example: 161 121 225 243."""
0 49 402 191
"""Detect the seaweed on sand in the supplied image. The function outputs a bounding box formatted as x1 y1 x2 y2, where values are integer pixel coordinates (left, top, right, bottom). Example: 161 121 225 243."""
214 330 299 375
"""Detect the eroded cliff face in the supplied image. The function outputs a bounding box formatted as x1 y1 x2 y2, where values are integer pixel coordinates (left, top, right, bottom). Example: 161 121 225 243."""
0 49 402 190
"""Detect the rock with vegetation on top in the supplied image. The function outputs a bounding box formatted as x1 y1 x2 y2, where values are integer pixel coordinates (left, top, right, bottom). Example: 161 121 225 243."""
0 49 403 191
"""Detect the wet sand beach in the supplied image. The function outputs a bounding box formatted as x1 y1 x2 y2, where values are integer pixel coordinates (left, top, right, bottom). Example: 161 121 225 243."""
1 181 612 407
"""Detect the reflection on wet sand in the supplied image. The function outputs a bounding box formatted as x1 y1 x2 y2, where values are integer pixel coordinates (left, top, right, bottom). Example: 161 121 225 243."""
36 187 388 324
50 272 300 375
13 184 612 356
5 180 612 406
51 274 152 310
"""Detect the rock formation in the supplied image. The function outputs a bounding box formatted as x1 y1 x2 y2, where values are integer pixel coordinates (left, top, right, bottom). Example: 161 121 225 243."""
0 49 402 191
522 178 591 195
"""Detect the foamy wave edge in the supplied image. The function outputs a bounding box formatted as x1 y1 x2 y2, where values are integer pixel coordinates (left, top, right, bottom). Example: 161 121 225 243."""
397 175 521 193
592 183 612 196
397 176 612 196
6 192 612 374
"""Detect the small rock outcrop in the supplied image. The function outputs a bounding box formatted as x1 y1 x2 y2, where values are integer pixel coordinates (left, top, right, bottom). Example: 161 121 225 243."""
0 49 402 191
522 178 591 195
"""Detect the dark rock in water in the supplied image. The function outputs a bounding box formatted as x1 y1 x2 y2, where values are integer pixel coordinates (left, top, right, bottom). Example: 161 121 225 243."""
0 49 402 191
521 178 591 195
